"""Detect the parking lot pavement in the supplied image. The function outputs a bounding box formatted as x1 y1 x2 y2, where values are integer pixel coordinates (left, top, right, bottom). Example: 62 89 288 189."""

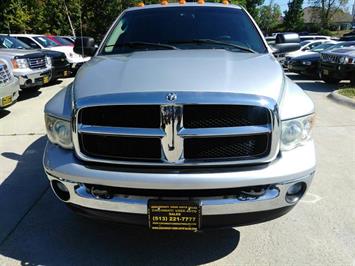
0 75 354 265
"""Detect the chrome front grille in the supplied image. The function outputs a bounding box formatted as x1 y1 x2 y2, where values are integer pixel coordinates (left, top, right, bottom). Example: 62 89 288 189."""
0 64 12 85
28 57 46 69
321 53 341 64
73 92 280 167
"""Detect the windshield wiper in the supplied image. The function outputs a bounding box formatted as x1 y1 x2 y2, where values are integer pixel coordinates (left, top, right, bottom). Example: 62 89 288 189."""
104 41 179 51
168 39 256 53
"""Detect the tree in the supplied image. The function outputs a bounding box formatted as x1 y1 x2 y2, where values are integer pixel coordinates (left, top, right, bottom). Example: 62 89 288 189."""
257 3 282 34
309 0 349 28
283 0 304 31
245 0 265 19
3 0 32 33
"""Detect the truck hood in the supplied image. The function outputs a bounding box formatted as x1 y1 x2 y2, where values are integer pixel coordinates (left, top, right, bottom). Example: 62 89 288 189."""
74 49 285 102
0 48 41 56
322 48 355 56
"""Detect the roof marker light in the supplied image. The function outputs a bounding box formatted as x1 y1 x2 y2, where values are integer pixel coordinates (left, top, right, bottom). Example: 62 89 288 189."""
179 0 186 4
160 0 168 5
197 0 205 4
136 2 144 7
222 0 229 4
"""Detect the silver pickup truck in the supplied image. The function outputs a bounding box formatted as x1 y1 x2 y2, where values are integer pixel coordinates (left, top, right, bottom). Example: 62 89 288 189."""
0 59 19 107
43 3 316 231
0 35 51 90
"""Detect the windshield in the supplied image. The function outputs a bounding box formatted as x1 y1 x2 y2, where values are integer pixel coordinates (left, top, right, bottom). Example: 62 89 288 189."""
54 36 73 46
33 36 59 47
327 42 355 50
0 35 32 49
311 43 335 52
100 7 267 55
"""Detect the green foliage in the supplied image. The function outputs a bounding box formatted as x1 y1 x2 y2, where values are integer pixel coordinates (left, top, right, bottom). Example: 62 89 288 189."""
244 0 264 19
283 0 304 31
256 3 282 34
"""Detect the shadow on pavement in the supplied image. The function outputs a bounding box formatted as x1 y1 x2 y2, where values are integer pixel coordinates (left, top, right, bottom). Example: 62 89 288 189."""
287 73 339 93
0 109 10 119
0 137 240 265
18 90 42 102
0 137 49 244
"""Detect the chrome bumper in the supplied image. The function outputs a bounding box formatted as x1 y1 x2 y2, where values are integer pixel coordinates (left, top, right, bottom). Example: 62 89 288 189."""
16 69 51 88
47 173 314 215
44 140 316 216
0 78 19 107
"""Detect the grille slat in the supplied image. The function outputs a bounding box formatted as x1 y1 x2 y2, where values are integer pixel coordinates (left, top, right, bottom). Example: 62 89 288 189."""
0 65 12 84
28 57 46 69
184 105 270 128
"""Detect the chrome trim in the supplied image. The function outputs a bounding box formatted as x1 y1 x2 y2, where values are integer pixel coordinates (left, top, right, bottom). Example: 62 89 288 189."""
72 92 280 166
78 125 165 138
47 173 314 215
179 125 271 137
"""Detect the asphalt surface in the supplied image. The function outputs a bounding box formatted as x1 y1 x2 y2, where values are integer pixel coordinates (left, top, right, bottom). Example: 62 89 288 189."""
0 75 354 266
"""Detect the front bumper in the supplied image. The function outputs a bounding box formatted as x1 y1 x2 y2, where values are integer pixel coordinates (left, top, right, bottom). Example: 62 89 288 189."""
15 68 51 89
288 62 318 75
43 140 316 228
51 64 71 80
0 78 20 107
321 62 355 80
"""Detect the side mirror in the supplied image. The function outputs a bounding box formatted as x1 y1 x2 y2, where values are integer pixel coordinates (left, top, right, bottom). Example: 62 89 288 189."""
74 37 96 57
272 33 301 54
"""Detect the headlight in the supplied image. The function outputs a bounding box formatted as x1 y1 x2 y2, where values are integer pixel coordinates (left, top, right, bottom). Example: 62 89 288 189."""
340 56 354 65
45 56 52 67
281 114 315 151
45 114 73 149
11 58 29 69
301 61 312 66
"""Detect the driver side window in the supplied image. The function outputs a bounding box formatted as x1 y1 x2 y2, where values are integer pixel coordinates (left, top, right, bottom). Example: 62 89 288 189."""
17 37 40 49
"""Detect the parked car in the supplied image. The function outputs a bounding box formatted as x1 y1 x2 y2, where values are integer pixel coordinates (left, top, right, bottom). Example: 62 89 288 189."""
283 40 331 67
0 59 19 107
44 3 315 231
299 35 331 41
11 34 90 73
59 36 75 44
47 35 74 47
288 41 355 77
0 34 71 82
320 47 355 84
0 36 51 91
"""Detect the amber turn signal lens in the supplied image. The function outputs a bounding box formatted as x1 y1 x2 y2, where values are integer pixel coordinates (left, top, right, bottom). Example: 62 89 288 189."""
11 59 19 69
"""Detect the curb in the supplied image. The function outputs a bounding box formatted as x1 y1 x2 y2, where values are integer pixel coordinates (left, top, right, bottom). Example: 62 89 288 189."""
328 91 355 109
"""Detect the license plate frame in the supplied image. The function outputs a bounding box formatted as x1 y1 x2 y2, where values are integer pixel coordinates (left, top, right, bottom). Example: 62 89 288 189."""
148 200 201 232
1 95 12 107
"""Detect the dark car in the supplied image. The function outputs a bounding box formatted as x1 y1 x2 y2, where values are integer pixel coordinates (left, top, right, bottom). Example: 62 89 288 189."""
289 41 355 78
320 47 355 84
42 50 71 82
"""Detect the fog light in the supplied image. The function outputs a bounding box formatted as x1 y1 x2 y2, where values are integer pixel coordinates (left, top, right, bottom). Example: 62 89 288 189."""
286 182 306 203
51 180 70 201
